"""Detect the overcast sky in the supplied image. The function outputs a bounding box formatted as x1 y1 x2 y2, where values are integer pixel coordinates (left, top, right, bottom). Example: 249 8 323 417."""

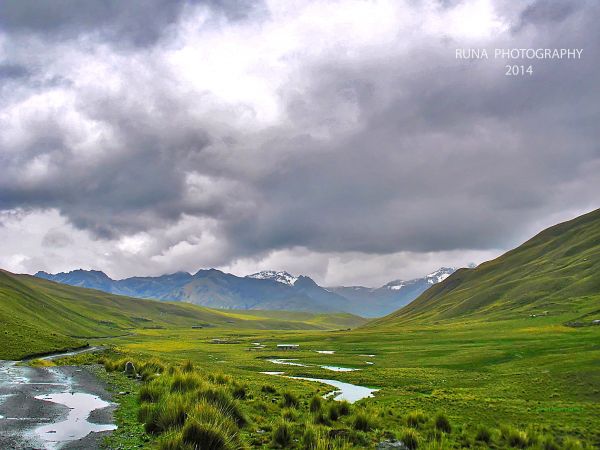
0 0 598 287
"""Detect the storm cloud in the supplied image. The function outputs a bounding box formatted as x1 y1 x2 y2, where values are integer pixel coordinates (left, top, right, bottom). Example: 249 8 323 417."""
0 0 598 286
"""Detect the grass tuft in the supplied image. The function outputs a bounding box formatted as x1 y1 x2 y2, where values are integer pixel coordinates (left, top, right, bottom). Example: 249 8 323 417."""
281 391 299 408
433 413 451 433
352 412 373 432
272 420 292 448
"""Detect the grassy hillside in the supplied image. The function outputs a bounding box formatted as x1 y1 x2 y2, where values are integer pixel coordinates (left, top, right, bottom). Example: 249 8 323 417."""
0 270 367 359
371 208 600 327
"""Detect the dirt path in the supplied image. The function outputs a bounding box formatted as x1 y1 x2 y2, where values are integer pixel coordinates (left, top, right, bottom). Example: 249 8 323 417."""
0 347 116 449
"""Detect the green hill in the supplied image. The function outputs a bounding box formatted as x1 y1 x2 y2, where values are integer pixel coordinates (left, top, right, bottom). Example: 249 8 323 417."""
370 208 600 327
0 270 367 359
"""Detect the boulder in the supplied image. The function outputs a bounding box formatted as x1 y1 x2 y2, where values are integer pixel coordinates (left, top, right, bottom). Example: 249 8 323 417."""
376 440 409 449
124 361 136 376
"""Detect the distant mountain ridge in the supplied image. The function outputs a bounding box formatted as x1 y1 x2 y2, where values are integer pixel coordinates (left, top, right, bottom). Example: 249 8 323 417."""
328 268 455 317
36 267 456 317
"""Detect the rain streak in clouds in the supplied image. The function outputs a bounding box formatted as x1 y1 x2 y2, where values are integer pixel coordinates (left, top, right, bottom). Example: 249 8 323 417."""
0 0 598 286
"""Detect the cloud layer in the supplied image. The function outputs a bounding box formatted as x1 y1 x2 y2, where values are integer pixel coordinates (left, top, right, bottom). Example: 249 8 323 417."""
1 0 598 286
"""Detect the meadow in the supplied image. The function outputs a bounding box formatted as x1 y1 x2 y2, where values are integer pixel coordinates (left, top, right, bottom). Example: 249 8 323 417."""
57 312 600 449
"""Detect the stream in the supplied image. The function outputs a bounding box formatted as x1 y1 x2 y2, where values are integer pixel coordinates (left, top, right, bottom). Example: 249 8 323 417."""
262 372 378 403
0 347 117 449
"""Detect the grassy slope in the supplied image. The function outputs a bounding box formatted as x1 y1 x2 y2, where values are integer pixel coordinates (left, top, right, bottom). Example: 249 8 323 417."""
0 270 367 360
370 208 600 327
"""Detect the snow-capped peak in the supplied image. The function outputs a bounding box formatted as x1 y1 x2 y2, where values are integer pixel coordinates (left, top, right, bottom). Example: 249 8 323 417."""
424 267 455 284
384 267 455 290
246 270 298 286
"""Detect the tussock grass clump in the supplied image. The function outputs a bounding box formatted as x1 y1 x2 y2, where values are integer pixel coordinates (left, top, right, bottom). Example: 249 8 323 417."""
231 384 247 400
406 410 428 428
301 425 319 449
501 426 528 448
352 412 373 432
181 360 194 373
401 428 420 450
281 391 299 408
561 436 584 450
272 420 292 448
328 403 340 421
434 413 451 433
538 436 560 450
196 387 247 427
475 425 493 444
170 372 204 393
302 425 348 450
182 401 240 450
142 395 188 434
139 382 166 403
313 411 331 426
137 359 166 381
338 401 351 416
208 372 233 385
282 408 298 422
327 400 351 422
309 395 322 412
156 432 194 450
261 384 277 394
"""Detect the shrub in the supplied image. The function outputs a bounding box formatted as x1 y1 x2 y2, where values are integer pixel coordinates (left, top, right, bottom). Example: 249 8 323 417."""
475 425 493 444
406 410 428 428
272 420 292 447
434 413 451 433
352 412 373 432
281 391 299 408
261 384 277 394
401 428 420 450
309 395 322 413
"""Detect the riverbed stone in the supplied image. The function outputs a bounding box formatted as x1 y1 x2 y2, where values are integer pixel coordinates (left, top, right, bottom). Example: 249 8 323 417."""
124 361 136 376
376 439 409 449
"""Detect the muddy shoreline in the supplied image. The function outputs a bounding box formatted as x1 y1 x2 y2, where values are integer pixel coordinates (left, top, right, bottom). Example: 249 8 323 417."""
0 348 116 449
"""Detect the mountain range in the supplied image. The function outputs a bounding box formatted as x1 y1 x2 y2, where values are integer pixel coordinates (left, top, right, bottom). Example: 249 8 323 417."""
34 267 456 317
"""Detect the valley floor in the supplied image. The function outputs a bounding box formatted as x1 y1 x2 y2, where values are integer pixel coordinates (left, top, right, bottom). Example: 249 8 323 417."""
74 314 600 448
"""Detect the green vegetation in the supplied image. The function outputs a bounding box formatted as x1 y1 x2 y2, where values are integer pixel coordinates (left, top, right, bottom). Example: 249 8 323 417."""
0 269 366 360
371 208 600 326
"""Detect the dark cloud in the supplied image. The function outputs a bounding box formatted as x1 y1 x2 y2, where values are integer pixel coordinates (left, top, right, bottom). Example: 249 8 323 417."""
0 0 598 279
0 0 264 47
518 0 579 27
0 64 30 79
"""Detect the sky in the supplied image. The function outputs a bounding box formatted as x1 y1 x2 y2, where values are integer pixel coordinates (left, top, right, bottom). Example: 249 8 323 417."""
0 0 598 287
